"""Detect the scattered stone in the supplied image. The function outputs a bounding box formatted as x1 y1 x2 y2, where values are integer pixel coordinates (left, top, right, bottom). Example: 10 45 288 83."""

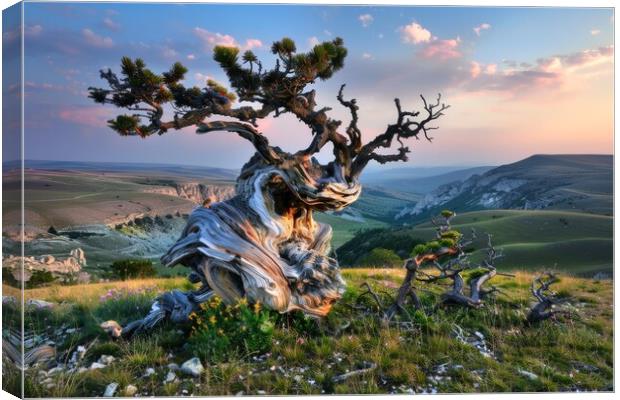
453 326 494 359
256 390 266 395
164 371 177 384
235 391 244 396
124 384 138 396
167 363 179 371
571 361 599 373
26 299 55 309
180 358 204 377
90 362 106 370
517 369 539 380
100 321 122 338
144 367 156 377
104 382 118 397
98 355 116 365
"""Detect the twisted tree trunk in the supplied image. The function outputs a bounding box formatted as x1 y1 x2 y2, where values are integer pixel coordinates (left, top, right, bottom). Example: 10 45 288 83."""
527 272 570 324
88 38 449 336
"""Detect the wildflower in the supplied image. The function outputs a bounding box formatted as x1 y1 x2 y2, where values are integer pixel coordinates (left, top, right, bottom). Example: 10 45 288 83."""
209 315 217 325
254 302 262 313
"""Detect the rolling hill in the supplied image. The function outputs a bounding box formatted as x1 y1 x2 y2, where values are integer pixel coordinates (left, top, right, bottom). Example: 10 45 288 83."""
396 154 612 224
337 209 613 276
364 165 493 194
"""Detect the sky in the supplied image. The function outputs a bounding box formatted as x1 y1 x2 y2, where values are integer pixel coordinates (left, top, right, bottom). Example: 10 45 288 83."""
2 2 614 170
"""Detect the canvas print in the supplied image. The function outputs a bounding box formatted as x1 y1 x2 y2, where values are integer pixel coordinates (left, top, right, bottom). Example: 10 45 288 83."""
1 1 614 398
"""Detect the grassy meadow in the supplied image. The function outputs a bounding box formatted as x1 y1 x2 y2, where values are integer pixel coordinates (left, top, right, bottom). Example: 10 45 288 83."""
338 210 613 276
5 267 613 397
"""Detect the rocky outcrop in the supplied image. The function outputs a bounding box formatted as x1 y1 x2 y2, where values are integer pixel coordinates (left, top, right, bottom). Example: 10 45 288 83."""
2 248 89 283
143 183 235 205
395 155 612 221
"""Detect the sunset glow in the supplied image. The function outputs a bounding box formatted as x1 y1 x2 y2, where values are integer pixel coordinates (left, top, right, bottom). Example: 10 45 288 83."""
4 3 613 168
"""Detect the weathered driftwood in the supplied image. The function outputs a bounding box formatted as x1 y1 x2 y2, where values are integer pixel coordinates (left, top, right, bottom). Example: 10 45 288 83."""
88 38 448 335
527 272 570 323
385 212 506 320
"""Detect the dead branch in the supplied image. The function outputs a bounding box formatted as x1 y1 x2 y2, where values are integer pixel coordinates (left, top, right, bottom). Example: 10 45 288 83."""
527 272 571 324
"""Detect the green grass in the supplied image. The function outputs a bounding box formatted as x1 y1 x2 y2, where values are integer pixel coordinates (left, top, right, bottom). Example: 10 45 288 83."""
9 268 613 396
339 210 612 275
315 213 388 249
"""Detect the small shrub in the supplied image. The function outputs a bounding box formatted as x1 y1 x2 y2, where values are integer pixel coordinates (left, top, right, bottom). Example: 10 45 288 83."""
187 296 275 363
110 259 156 280
27 270 57 288
358 248 402 267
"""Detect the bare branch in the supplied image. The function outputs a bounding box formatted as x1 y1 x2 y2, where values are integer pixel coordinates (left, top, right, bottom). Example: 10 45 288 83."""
337 84 362 154
349 94 450 178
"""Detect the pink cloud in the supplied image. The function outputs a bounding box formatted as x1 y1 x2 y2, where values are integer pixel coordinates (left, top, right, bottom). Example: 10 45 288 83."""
470 61 482 78
193 27 262 51
419 38 461 60
193 27 237 48
103 17 120 31
3 24 42 43
400 22 432 44
243 38 263 50
82 28 114 48
59 107 113 127
464 45 613 94
485 64 497 75
473 23 491 36
359 14 374 28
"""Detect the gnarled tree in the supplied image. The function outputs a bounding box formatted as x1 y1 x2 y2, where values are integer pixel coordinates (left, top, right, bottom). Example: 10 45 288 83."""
89 37 448 335
385 211 505 320
527 272 571 324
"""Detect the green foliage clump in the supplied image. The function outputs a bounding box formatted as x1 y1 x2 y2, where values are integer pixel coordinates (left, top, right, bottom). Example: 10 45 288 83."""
440 229 462 241
338 228 424 266
441 210 455 218
110 259 156 280
187 296 275 363
410 211 462 257
412 244 428 256
213 46 240 69
27 270 57 288
358 248 402 267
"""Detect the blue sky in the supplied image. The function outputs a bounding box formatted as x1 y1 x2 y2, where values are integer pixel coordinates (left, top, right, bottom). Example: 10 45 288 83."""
3 2 614 169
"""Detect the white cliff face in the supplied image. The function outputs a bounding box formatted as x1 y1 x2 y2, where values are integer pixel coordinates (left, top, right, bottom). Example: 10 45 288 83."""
395 171 534 220
492 178 527 193
143 182 235 205
396 181 468 219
